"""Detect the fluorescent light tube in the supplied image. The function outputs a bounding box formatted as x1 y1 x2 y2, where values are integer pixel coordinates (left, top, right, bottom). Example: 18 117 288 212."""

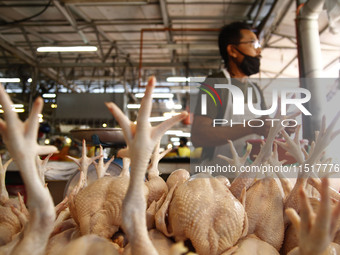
42 93 56 98
13 109 25 113
0 109 25 113
148 116 172 122
0 104 24 108
127 104 141 109
170 137 180 142
166 77 189 82
180 132 191 137
37 46 98 52
165 130 184 135
0 78 20 83
189 77 206 82
135 93 174 99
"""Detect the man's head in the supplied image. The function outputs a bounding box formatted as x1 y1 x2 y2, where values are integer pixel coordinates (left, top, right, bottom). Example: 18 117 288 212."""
218 22 262 77
179 137 188 147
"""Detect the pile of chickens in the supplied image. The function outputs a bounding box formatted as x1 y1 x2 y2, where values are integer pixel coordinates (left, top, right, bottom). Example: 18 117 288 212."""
0 76 340 255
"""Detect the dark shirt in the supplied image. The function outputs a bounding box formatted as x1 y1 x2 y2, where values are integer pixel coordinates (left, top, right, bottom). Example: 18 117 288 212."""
192 70 266 160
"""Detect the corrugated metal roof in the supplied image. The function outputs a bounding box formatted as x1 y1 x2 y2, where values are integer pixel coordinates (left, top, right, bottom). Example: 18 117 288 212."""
0 0 338 94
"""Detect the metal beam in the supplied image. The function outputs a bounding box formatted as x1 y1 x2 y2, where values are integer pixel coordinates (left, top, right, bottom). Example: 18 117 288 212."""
61 0 149 3
67 4 129 57
26 30 55 44
53 0 89 44
36 61 220 68
252 0 266 27
0 34 77 92
159 0 172 43
20 27 36 58
0 19 164 27
67 4 112 43
261 0 295 46
167 1 261 5
171 16 248 21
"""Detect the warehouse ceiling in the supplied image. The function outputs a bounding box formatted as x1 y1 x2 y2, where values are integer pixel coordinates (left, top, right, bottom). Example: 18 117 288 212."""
0 0 339 96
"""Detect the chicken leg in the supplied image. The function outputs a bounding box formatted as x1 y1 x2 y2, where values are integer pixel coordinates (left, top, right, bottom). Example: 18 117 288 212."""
0 85 57 255
105 76 187 255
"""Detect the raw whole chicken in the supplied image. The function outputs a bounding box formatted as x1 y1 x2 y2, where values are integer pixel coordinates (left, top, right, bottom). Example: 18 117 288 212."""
0 85 58 255
59 234 119 255
70 173 132 238
1 77 340 255
0 157 23 246
222 235 279 255
145 142 170 207
105 76 188 254
244 177 285 250
156 172 248 255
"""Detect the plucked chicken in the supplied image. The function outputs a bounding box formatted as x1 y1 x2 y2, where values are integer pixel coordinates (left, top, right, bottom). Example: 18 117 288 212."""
0 77 340 255
0 85 57 255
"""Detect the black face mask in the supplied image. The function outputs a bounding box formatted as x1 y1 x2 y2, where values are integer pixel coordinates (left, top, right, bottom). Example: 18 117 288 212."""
234 47 261 76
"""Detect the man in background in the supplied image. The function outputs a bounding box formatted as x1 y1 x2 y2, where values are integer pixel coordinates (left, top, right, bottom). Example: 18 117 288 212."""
191 22 270 164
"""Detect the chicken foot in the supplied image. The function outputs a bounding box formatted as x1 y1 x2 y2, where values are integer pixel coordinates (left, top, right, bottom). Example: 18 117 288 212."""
93 145 115 179
286 178 340 255
0 157 13 204
67 139 102 187
0 85 57 255
105 76 187 255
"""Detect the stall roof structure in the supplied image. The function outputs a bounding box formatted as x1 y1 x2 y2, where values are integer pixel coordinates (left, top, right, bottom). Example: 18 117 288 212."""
0 0 338 94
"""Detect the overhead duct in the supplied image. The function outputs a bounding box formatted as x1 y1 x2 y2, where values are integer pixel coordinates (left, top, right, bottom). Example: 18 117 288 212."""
296 0 326 140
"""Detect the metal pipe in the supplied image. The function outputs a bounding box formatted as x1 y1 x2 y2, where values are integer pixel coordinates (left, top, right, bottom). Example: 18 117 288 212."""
299 0 324 77
138 27 220 87
296 0 326 140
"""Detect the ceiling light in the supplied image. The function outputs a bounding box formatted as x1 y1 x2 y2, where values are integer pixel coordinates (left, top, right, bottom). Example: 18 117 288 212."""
170 137 180 142
165 99 182 110
180 132 191 137
163 112 181 118
165 130 184 136
166 77 206 83
173 141 180 146
65 137 72 145
0 104 24 108
13 109 25 113
165 100 174 109
38 114 43 123
164 130 191 137
42 93 56 98
27 78 32 83
148 116 171 122
166 77 189 83
127 104 141 109
0 78 20 83
37 46 98 52
189 77 206 82
135 93 174 99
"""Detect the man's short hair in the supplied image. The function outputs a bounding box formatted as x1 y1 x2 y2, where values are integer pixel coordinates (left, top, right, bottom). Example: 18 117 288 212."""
218 22 253 66
180 137 188 145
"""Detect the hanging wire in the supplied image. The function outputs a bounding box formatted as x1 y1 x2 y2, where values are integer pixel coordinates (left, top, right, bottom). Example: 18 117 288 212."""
1 0 53 26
